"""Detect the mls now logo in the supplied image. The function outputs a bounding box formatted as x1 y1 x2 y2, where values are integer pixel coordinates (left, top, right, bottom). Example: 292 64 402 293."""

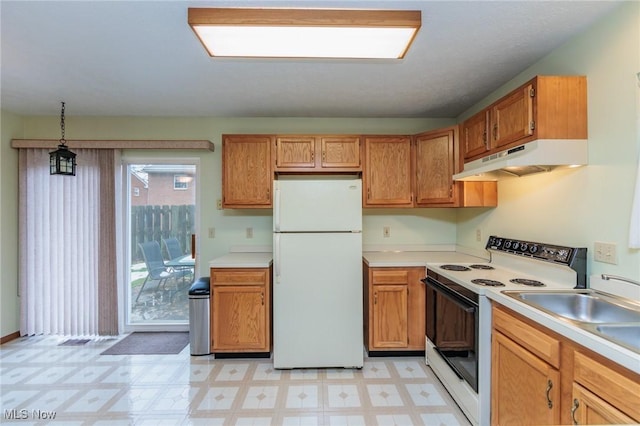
4 409 57 420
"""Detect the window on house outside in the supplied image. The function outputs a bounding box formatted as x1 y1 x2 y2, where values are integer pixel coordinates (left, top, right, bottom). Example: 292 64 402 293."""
133 187 140 197
174 174 190 190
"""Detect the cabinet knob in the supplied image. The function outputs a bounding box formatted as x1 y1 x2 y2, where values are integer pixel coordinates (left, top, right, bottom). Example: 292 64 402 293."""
261 292 264 306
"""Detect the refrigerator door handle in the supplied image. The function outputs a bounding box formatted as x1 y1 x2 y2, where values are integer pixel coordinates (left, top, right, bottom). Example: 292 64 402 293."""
274 233 281 283
274 184 281 232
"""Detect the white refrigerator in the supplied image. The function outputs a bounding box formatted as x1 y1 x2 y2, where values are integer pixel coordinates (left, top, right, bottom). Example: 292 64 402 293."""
273 176 363 369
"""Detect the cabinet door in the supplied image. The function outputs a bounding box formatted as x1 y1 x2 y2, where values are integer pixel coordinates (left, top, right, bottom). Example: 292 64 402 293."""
571 383 637 425
462 110 490 160
415 128 456 206
222 135 273 208
320 136 361 169
212 285 267 352
573 351 640 421
371 284 408 348
490 83 534 150
491 331 561 426
406 268 426 349
363 136 413 207
275 136 316 169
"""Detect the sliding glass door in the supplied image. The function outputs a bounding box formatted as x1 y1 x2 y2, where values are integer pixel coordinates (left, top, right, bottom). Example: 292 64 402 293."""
124 161 198 330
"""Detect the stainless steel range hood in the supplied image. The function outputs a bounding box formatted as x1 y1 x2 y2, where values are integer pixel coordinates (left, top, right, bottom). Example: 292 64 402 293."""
453 139 588 181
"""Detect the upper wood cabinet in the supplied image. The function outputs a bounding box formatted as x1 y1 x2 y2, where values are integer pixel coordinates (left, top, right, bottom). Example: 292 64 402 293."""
363 136 413 207
415 127 457 206
461 110 490 160
222 130 496 209
461 75 587 162
275 135 361 172
222 135 273 208
414 126 497 208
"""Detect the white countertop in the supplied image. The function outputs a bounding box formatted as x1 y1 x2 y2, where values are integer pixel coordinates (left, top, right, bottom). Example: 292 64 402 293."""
487 288 640 374
363 250 486 267
209 252 273 268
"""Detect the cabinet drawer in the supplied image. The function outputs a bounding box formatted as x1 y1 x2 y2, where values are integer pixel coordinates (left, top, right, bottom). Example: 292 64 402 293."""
493 307 560 368
211 269 267 286
573 351 640 421
372 270 409 285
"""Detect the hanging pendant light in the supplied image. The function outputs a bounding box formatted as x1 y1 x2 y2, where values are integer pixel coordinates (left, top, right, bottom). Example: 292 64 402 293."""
49 101 76 176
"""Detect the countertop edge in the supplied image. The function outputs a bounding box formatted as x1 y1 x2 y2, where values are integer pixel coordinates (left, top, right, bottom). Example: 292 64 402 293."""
208 252 273 269
486 289 640 375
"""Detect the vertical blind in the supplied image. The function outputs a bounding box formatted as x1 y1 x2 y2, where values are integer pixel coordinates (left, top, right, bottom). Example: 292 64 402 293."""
19 148 117 336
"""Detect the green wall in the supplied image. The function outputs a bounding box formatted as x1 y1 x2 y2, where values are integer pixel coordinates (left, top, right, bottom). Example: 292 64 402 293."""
1 111 22 338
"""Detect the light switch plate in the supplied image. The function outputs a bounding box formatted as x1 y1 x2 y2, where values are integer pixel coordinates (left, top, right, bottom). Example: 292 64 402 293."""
594 241 617 264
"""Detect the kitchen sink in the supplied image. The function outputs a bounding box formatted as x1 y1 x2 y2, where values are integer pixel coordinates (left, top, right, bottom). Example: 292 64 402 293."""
514 292 640 323
595 324 640 352
503 289 640 354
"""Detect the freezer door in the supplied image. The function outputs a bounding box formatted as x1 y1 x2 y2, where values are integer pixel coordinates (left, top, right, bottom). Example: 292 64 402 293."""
273 232 363 369
274 178 362 232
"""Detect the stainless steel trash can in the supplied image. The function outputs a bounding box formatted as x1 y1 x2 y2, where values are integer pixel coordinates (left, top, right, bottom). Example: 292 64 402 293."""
188 277 210 356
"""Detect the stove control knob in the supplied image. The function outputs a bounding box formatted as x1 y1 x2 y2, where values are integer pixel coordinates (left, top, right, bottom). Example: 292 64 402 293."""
512 241 520 250
504 240 512 249
529 245 539 254
520 243 528 252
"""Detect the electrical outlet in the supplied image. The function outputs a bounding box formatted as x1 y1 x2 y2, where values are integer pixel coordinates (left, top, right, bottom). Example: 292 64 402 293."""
246 227 253 239
383 226 390 238
594 241 617 264
476 229 482 242
208 227 215 238
216 199 222 210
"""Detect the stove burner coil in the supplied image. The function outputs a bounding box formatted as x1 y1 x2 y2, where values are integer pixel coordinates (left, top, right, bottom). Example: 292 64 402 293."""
471 278 505 287
440 265 471 271
510 278 545 287
469 264 494 270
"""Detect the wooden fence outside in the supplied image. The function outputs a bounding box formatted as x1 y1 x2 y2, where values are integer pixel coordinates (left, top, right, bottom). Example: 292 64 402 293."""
131 204 195 262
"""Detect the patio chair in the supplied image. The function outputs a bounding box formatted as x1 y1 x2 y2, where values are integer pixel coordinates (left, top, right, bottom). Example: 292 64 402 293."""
136 241 190 303
163 237 195 283
162 237 184 260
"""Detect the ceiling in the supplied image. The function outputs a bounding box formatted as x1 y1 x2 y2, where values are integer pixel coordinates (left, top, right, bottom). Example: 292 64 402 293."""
0 1 621 119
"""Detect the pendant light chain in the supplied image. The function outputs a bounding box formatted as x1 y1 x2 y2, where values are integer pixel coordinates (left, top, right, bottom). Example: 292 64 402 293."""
60 101 66 145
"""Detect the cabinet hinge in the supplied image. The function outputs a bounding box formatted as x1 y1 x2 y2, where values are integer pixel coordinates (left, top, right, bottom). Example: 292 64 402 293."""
530 121 535 131
530 88 535 97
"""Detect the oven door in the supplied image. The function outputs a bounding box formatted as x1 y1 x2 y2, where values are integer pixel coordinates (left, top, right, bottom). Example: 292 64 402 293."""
425 275 478 392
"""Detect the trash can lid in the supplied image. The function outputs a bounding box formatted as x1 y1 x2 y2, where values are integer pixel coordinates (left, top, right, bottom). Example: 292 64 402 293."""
189 277 210 295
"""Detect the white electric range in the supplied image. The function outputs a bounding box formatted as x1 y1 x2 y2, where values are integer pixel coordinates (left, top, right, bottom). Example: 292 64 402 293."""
424 236 587 426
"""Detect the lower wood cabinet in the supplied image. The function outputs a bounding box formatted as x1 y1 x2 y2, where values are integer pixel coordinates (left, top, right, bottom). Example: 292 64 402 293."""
210 267 272 353
491 328 561 425
491 304 640 425
364 265 425 352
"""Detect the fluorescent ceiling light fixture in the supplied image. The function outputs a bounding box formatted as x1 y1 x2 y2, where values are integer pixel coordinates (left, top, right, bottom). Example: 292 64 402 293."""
188 8 421 59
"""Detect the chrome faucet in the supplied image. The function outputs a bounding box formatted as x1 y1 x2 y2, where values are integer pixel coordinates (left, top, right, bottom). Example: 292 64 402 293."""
601 274 640 287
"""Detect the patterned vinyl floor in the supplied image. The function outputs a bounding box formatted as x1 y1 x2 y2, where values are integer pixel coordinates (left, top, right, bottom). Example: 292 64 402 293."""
0 335 471 425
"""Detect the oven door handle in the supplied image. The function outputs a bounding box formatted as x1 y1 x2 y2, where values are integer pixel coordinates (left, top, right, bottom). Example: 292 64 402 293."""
423 277 477 313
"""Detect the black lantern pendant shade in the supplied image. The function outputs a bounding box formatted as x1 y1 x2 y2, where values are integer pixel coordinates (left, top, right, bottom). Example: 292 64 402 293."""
50 101 77 176
49 144 76 175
